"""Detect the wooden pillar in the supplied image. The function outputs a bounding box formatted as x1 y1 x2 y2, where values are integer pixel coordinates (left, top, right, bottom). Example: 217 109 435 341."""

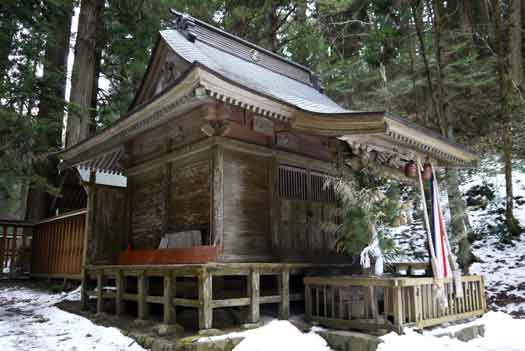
270 157 280 250
115 270 124 316
164 272 176 324
81 170 96 310
138 271 149 320
9 225 17 277
279 269 290 319
198 268 213 330
212 144 224 248
480 276 487 311
393 286 404 333
305 283 312 321
0 225 7 270
249 268 260 323
96 270 103 314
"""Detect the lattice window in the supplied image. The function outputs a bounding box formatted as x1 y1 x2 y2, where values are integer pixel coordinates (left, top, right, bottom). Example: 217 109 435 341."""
310 171 336 202
278 166 335 202
278 165 307 200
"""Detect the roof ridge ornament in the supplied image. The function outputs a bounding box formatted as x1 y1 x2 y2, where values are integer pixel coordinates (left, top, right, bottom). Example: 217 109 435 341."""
171 9 197 42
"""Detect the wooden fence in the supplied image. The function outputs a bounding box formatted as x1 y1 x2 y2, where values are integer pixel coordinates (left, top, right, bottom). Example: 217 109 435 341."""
0 220 34 276
304 275 486 333
31 210 86 279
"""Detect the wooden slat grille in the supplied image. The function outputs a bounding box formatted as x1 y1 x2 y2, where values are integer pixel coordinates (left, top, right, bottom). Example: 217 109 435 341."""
32 210 86 275
279 165 307 200
278 166 335 202
310 171 336 202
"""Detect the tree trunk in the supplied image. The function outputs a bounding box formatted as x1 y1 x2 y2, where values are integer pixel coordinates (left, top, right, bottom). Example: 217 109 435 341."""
66 0 104 147
491 0 520 237
413 0 474 270
26 1 73 221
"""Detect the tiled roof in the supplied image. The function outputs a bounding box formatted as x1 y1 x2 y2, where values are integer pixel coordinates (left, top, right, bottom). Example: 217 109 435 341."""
161 11 349 114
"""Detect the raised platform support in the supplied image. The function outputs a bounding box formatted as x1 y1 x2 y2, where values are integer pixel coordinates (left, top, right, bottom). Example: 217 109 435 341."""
83 262 348 330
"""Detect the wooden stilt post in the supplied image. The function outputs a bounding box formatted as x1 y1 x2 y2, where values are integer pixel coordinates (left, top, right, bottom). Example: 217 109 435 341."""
393 286 404 333
279 269 290 319
96 270 103 314
249 268 260 323
305 283 312 321
198 268 213 330
164 272 176 324
138 271 149 320
115 269 124 316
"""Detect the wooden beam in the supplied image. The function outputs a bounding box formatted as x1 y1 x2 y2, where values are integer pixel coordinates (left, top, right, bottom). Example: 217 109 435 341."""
115 269 124 316
163 272 176 324
279 269 290 319
96 270 103 314
212 144 224 249
249 268 260 323
198 268 213 330
137 271 149 320
81 170 96 310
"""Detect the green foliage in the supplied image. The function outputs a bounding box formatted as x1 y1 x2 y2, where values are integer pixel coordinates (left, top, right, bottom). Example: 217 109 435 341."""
333 166 401 257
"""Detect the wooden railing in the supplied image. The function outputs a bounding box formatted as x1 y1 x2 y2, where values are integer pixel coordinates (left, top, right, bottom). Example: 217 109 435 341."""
304 275 486 333
31 209 86 278
0 220 34 276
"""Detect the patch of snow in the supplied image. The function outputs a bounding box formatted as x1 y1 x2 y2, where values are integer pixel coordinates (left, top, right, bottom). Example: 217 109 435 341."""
199 320 332 351
0 285 145 351
379 311 525 351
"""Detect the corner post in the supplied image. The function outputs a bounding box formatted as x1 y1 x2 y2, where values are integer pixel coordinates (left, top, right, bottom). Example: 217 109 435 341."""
249 268 260 323
211 143 224 249
164 272 176 324
279 268 290 319
81 170 96 310
137 270 149 320
393 286 404 333
115 269 124 316
198 268 213 330
96 270 103 314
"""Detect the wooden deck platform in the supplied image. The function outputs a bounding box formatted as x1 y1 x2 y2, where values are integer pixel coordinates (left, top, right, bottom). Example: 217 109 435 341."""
304 274 486 333
82 262 355 330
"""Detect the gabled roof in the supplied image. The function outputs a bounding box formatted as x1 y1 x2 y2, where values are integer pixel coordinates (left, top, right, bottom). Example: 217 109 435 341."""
158 10 348 115
57 10 478 174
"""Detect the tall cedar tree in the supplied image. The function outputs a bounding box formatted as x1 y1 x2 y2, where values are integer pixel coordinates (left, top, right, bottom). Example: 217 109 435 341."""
491 0 521 236
66 0 104 147
26 1 73 220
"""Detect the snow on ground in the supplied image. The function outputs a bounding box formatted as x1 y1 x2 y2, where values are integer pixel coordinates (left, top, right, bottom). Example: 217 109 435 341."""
199 320 332 351
0 285 145 351
460 159 525 316
379 311 525 351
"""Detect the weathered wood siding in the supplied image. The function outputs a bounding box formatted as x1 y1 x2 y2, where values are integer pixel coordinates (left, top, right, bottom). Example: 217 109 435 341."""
168 155 211 234
91 186 127 264
274 164 341 261
130 167 165 249
130 106 208 165
221 149 271 261
278 200 339 258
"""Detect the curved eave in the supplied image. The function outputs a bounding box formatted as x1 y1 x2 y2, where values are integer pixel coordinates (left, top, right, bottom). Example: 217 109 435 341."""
384 117 478 165
288 111 478 166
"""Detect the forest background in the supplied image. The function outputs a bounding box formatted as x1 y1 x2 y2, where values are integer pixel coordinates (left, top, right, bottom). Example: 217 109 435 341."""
1 0 524 270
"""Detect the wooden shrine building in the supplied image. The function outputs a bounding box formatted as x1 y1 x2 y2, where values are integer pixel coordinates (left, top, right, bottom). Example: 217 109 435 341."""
18 10 485 333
